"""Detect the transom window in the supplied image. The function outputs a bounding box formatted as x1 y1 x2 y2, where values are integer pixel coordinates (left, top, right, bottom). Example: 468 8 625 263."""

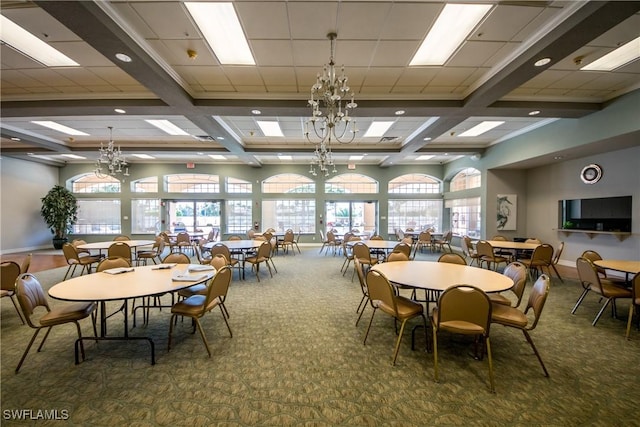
389 174 441 194
450 168 481 192
71 173 120 193
325 174 378 194
262 174 315 193
131 176 158 193
226 177 252 193
165 174 219 193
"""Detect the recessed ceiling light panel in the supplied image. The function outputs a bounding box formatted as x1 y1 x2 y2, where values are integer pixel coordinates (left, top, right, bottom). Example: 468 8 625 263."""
31 121 89 136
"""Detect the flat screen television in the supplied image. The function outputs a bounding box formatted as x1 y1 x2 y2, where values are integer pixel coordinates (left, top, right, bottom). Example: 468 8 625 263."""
558 196 632 232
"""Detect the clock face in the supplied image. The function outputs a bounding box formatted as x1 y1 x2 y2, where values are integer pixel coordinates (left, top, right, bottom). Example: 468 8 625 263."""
581 164 602 184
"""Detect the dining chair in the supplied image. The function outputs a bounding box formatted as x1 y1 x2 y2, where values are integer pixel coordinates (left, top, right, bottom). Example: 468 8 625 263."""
519 244 554 282
386 252 409 263
416 231 433 255
549 241 565 283
108 241 132 264
434 230 453 253
572 257 631 326
580 250 626 286
387 242 412 261
280 229 296 255
353 258 370 327
244 241 273 282
113 235 131 241
136 237 165 265
14 273 97 372
174 232 193 254
62 243 101 280
340 234 357 275
210 243 242 279
178 254 229 302
476 240 508 271
20 253 32 274
431 284 495 392
1 261 25 324
491 274 550 377
463 236 481 266
351 242 378 282
489 262 528 308
193 241 212 265
625 272 640 340
363 269 428 365
168 265 233 357
437 253 467 265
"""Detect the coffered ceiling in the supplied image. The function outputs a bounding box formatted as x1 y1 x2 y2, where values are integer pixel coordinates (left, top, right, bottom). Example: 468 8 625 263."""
1 1 639 169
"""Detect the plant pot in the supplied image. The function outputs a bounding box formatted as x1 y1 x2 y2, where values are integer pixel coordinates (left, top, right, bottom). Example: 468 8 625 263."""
52 237 68 250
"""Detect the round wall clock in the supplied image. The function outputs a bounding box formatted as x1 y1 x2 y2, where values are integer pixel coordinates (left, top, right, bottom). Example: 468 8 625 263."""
580 164 602 184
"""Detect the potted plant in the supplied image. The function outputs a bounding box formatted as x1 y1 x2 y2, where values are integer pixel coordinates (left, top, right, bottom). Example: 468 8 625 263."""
40 185 78 249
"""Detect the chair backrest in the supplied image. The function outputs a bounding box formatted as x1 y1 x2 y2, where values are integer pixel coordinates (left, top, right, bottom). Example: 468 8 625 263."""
62 243 80 264
437 253 467 265
1 261 21 291
370 235 383 240
210 254 228 270
247 229 256 238
203 266 232 313
522 274 550 330
176 232 191 244
210 243 232 263
113 235 131 241
463 236 475 252
401 237 413 246
72 239 91 255
352 242 372 262
576 257 602 292
552 241 564 265
581 250 606 275
405 227 414 232
159 232 172 244
525 238 542 244
386 252 409 262
228 235 242 241
354 258 368 297
108 242 132 261
443 230 453 243
475 240 494 258
492 235 508 241
15 273 50 326
392 242 412 258
531 244 554 264
257 240 272 258
20 254 32 274
162 252 191 264
283 230 295 243
502 262 528 306
418 231 431 242
207 229 216 241
97 256 131 272
366 269 397 314
437 285 491 333
327 231 336 243
266 227 276 233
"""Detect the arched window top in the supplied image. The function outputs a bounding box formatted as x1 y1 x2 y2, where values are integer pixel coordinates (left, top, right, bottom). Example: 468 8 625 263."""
71 173 121 193
450 168 481 191
131 176 158 193
388 173 441 194
325 173 378 194
165 174 219 193
226 176 252 193
263 173 315 193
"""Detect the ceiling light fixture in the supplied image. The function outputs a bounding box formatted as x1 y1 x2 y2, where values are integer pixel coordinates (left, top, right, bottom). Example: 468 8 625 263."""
580 36 640 71
145 119 189 136
94 126 129 179
409 3 492 66
257 121 284 137
458 121 504 137
31 121 89 136
364 121 394 138
534 57 551 67
0 15 79 67
115 53 132 63
305 32 358 177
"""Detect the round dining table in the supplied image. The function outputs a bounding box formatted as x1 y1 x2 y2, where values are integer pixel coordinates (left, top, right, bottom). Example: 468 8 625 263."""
594 259 640 282
372 261 513 293
77 239 155 258
49 263 214 365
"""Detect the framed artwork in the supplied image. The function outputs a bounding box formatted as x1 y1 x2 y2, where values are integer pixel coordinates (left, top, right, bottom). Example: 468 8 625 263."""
497 194 517 230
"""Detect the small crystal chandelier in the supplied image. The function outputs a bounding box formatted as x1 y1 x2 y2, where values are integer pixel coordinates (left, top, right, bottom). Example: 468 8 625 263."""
94 126 129 179
305 32 357 177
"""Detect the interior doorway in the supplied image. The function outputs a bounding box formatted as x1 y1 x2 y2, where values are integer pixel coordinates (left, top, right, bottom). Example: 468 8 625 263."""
325 201 377 237
166 200 221 235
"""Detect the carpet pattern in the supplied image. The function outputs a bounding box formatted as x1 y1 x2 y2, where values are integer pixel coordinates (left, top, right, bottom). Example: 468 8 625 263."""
1 246 639 426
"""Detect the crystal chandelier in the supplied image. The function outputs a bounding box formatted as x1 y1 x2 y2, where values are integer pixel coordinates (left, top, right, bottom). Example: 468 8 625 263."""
94 126 129 179
305 32 357 177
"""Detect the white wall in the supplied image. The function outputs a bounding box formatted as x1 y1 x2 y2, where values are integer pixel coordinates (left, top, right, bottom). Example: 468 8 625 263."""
525 145 640 266
0 157 59 254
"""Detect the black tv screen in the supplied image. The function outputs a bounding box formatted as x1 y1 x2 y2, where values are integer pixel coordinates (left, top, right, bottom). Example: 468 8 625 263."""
558 196 632 232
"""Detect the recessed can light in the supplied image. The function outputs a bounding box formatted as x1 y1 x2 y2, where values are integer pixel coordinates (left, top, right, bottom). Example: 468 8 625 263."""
114 108 126 114
395 110 405 115
528 110 541 116
534 57 551 67
251 110 261 115
115 53 132 63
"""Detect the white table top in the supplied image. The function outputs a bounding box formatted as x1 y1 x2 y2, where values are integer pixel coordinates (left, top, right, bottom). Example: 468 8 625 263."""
482 240 541 251
372 261 513 293
347 240 399 251
49 264 213 302
77 240 155 250
594 260 640 275
204 239 265 250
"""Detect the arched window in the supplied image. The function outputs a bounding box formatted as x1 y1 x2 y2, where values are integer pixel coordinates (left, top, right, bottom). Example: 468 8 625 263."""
131 176 158 193
165 174 219 193
325 174 378 193
71 173 120 193
388 174 441 194
262 174 315 193
450 168 481 192
226 177 252 193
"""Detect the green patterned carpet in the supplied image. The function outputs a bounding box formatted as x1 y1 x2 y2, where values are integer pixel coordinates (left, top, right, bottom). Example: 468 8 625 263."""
1 247 639 426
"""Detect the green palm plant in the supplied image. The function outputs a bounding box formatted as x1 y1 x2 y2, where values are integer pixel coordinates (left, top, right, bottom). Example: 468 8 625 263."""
40 185 78 247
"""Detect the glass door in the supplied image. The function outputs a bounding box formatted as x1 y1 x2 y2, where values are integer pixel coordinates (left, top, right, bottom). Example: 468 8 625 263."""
325 201 377 237
166 200 221 236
